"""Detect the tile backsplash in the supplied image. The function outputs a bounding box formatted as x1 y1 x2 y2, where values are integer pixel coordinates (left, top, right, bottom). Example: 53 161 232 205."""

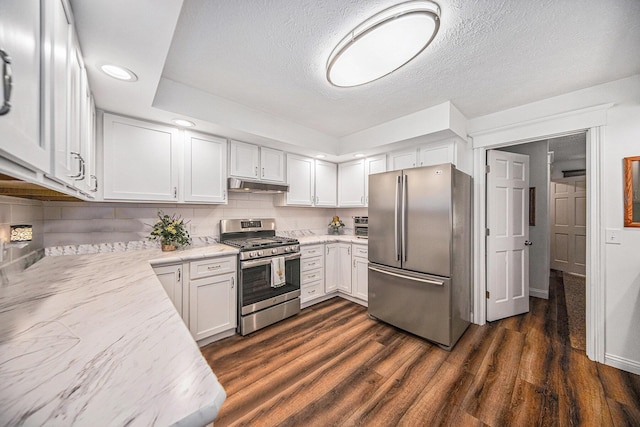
43 193 368 247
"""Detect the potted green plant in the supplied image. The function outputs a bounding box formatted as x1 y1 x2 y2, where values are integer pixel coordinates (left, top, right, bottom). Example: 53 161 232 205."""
328 216 345 235
148 211 192 251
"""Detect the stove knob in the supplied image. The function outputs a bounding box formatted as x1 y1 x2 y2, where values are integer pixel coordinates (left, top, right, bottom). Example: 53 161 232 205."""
272 248 277 254
258 250 264 256
284 246 291 252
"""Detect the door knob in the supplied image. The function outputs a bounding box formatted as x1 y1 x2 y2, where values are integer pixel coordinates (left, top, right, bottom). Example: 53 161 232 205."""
524 240 533 246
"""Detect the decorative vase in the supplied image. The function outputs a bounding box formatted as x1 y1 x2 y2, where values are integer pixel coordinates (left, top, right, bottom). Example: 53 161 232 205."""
330 227 341 235
161 243 176 252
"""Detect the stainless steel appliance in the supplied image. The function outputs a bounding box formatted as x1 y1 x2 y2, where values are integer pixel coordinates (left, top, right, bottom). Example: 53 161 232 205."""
220 219 301 335
354 216 368 238
368 163 472 350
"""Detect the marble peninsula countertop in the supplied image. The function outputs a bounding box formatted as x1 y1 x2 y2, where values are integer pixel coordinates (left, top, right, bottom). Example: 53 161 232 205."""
294 234 369 246
0 244 238 426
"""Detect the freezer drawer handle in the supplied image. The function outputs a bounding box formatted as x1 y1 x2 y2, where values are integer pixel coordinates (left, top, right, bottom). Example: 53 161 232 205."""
368 266 444 286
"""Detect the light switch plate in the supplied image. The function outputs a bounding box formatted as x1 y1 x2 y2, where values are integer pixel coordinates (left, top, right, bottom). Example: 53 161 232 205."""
605 228 622 245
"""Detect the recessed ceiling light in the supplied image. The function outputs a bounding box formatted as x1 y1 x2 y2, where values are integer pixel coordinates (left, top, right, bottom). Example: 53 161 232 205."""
354 153 365 158
327 1 440 87
172 119 195 127
316 154 326 158
100 64 138 82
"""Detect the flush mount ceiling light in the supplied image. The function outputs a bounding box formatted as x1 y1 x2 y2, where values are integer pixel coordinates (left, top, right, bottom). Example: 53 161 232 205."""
172 119 195 127
326 0 440 87
354 153 366 158
100 64 138 82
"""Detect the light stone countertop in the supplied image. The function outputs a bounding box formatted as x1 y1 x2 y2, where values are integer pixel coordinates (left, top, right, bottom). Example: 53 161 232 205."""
295 235 369 246
0 244 238 426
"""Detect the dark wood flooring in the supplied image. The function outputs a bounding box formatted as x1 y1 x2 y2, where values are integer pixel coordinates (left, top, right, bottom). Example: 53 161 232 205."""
201 277 640 426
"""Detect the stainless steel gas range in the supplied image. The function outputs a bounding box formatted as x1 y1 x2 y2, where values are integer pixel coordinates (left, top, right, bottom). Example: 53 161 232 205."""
220 219 301 335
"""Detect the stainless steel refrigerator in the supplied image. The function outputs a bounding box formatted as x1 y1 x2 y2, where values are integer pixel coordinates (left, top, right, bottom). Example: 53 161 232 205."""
368 163 472 350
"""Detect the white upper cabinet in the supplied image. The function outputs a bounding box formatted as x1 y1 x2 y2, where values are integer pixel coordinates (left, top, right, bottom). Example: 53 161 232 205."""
338 159 365 207
47 0 73 184
103 114 180 201
229 140 285 183
279 155 337 207
364 155 386 205
229 140 259 179
387 149 417 171
338 155 386 207
260 146 285 182
282 153 315 206
418 142 454 168
184 131 227 203
314 160 337 207
0 0 49 174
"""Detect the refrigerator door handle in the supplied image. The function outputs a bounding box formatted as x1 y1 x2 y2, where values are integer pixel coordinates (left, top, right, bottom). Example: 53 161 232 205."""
395 175 401 261
402 174 407 262
368 266 444 286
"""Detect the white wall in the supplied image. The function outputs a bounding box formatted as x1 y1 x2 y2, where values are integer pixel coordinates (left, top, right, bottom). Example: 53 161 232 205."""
470 74 640 374
499 140 550 298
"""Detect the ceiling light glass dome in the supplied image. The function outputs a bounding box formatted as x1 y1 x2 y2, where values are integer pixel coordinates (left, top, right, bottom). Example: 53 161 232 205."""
327 1 440 87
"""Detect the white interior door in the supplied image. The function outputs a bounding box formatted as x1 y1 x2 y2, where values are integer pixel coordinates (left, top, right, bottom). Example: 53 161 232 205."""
550 176 587 275
487 150 530 321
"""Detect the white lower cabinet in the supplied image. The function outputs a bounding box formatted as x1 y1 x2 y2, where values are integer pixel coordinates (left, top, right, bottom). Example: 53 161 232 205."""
300 244 325 304
153 264 183 317
152 255 237 345
188 255 237 342
352 245 368 302
189 272 236 341
325 243 352 294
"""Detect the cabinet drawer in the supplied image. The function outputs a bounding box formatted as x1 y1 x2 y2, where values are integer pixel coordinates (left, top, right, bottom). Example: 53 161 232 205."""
352 245 368 258
301 245 323 257
190 256 236 280
302 268 324 285
301 256 324 272
301 281 324 302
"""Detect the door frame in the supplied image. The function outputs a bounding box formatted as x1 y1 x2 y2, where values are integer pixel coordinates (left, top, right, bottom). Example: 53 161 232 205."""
470 103 611 363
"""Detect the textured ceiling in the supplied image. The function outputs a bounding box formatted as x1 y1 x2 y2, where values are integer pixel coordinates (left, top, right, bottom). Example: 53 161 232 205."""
162 0 640 137
70 0 640 158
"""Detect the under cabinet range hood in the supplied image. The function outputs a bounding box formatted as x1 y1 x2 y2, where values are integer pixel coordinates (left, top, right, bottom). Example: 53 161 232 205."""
228 178 289 194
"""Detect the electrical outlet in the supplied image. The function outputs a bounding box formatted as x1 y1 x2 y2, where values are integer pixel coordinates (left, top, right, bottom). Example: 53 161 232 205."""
605 228 622 245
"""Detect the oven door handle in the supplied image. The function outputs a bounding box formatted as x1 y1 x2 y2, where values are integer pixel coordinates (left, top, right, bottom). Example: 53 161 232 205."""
241 252 301 269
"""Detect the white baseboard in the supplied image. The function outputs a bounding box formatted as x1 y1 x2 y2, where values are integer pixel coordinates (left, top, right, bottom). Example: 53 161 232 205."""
605 353 640 376
300 292 338 309
337 292 368 307
529 287 549 299
196 328 236 347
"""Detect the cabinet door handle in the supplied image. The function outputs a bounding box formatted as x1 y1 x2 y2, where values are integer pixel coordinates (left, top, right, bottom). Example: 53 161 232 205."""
177 268 181 282
353 259 356 268
68 152 82 178
78 155 86 181
255 166 258 177
173 187 178 198
262 167 265 177
223 189 226 200
90 175 98 192
0 49 12 116
326 247 329 255
231 277 235 288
